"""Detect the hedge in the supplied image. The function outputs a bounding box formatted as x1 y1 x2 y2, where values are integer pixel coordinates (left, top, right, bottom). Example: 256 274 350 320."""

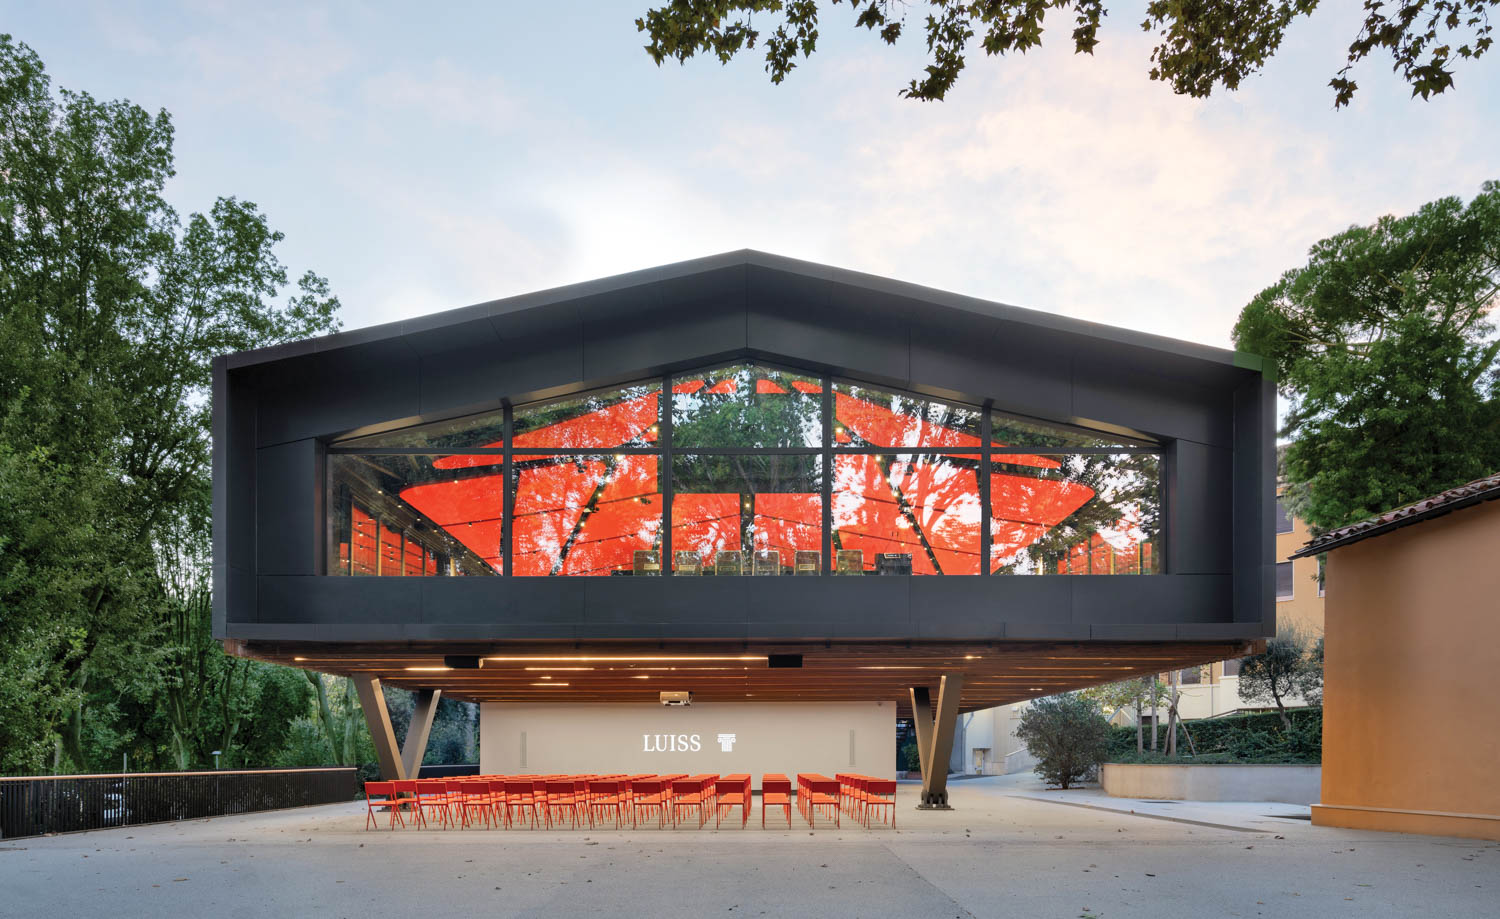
1104 708 1321 764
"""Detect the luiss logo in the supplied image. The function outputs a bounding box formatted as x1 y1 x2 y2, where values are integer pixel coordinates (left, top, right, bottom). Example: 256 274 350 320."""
641 733 739 752
642 734 702 752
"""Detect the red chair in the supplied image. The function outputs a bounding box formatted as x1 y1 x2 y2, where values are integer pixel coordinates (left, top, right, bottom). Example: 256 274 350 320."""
414 780 453 828
761 775 792 829
863 779 897 828
589 780 625 828
631 779 668 828
391 780 423 828
459 781 496 829
671 778 710 827
545 780 581 828
811 778 841 828
714 776 749 828
503 779 540 829
364 781 413 830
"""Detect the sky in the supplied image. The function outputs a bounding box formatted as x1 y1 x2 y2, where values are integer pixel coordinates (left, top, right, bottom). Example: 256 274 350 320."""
6 1 1499 350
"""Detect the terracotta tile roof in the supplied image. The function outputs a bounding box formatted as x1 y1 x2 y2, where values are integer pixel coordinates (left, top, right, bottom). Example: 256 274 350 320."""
1292 471 1500 557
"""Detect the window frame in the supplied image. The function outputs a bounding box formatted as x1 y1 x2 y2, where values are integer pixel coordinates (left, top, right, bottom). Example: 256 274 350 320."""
1275 495 1294 534
1275 560 1295 601
324 365 1166 578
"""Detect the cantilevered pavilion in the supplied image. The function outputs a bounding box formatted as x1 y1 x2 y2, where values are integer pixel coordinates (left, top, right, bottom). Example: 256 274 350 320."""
214 251 1275 807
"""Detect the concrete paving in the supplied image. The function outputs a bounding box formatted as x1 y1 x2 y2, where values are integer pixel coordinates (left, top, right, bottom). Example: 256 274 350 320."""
2 776 1495 918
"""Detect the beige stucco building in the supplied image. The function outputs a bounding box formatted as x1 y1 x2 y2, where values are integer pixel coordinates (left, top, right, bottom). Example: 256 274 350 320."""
1298 473 1500 841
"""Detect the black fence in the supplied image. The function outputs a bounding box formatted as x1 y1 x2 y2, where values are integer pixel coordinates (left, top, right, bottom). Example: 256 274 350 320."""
415 764 480 779
0 767 358 840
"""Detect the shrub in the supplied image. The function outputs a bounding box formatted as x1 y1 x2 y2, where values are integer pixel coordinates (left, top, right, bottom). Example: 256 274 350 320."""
1104 707 1321 764
900 742 921 772
1015 693 1110 789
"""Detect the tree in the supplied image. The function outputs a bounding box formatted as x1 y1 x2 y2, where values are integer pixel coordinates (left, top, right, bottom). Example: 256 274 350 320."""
0 34 340 773
1238 628 1315 729
636 1 1497 107
1014 692 1110 789
1234 181 1500 533
1081 675 1168 753
1296 637 1325 707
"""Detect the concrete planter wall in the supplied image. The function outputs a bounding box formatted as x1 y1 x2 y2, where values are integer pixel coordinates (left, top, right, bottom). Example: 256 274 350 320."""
1101 763 1321 805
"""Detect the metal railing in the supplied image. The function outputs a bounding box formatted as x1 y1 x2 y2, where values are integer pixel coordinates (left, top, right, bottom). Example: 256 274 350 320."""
0 767 357 839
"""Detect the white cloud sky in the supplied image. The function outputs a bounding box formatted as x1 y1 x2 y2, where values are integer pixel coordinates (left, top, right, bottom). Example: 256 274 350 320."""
11 1 1500 348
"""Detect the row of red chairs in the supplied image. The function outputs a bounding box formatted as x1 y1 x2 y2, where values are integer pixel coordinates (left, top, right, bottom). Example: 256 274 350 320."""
364 774 755 830
363 773 896 830
837 773 900 828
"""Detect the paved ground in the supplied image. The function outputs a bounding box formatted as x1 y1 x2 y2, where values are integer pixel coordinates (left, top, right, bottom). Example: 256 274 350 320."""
3 775 1495 918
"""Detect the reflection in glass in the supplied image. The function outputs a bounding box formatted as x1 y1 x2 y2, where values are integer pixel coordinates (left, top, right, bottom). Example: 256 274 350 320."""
514 383 662 449
511 454 662 576
833 383 981 448
992 411 1145 450
325 368 1167 580
327 454 496 576
991 453 1160 575
671 454 823 574
334 409 506 451
832 453 983 575
671 364 823 448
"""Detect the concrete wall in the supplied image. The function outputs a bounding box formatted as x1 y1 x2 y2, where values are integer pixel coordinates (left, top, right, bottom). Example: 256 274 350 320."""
480 702 895 784
962 704 1033 775
1102 763 1321 805
1312 499 1500 841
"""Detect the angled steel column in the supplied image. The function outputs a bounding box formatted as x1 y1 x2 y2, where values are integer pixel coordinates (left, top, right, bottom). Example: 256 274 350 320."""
908 685 934 792
401 689 443 780
912 674 964 809
352 674 403 781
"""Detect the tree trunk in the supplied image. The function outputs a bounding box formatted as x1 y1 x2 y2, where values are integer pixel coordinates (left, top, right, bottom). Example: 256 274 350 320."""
1167 670 1179 758
1272 688 1291 731
307 671 345 764
1150 677 1159 751
1134 690 1144 754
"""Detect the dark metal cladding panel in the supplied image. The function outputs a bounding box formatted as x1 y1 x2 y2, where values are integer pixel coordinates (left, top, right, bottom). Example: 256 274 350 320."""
910 311 1073 421
1070 344 1233 446
401 315 502 360
417 334 579 420
1233 373 1277 629
581 267 749 381
225 565 258 626
214 357 260 634
745 268 911 384
1071 574 1228 623
947 574 1063 623
1168 440 1234 575
258 575 422 625
253 338 422 447
254 439 320 577
643 576 752 625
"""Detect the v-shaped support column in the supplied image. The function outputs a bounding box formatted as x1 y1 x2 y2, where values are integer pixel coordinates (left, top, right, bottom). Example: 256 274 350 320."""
353 674 442 781
909 673 964 809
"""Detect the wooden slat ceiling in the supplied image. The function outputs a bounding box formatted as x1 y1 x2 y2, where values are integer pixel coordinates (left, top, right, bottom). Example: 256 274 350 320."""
228 639 1259 716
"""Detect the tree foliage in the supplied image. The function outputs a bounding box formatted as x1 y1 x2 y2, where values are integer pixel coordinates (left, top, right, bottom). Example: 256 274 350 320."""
1233 181 1500 532
635 1 1497 107
1237 627 1321 729
1014 691 1110 788
0 33 342 773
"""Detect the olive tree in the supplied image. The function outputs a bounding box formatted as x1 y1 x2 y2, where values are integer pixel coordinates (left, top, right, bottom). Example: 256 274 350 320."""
1014 692 1110 789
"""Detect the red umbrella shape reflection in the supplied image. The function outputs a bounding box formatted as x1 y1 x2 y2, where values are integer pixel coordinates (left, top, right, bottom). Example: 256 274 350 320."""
398 378 1099 574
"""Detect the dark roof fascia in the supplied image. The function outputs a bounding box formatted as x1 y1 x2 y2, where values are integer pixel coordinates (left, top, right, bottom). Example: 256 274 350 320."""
220 249 1257 375
1290 477 1500 558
